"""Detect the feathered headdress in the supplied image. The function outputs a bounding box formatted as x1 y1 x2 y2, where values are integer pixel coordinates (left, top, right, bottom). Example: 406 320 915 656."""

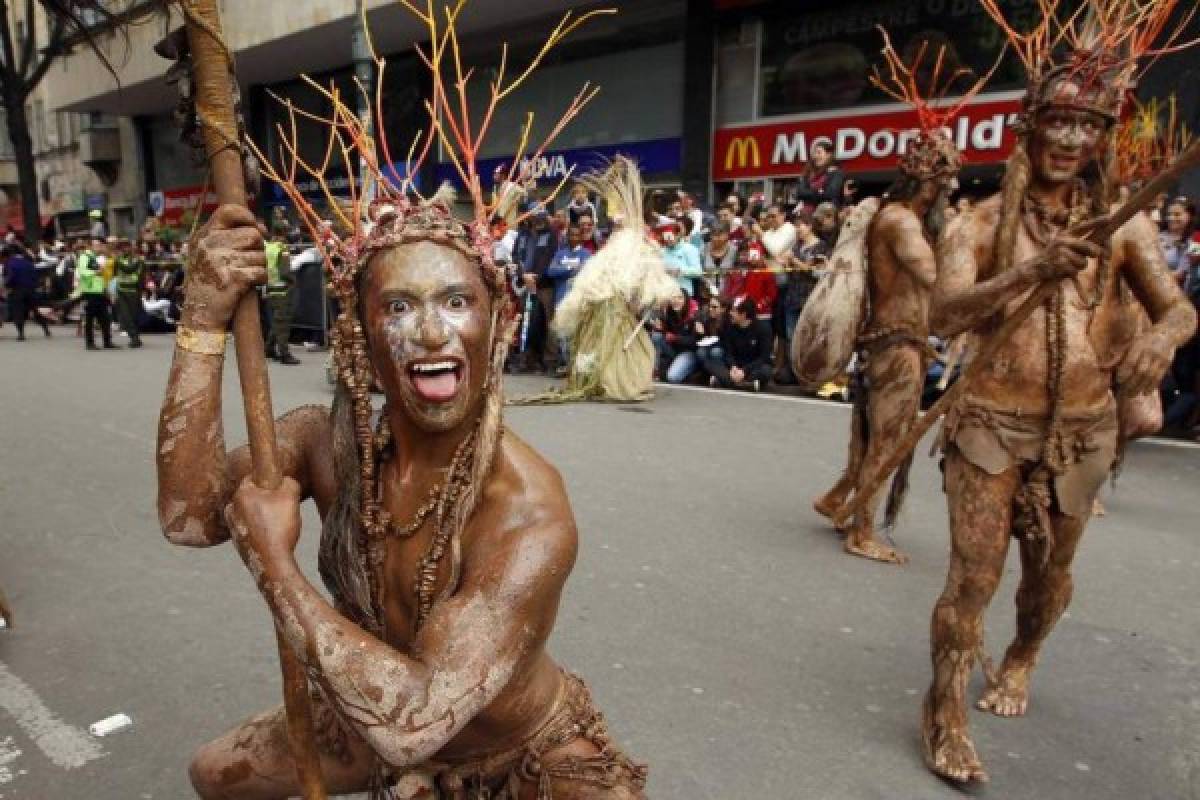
869 26 996 180
244 1 612 677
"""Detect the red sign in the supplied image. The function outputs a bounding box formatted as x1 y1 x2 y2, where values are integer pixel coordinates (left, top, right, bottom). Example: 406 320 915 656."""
151 185 218 226
713 94 1023 181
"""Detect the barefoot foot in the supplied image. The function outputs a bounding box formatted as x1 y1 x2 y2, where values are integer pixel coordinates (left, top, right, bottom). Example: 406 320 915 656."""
844 530 909 565
811 491 849 527
976 667 1030 717
922 692 988 784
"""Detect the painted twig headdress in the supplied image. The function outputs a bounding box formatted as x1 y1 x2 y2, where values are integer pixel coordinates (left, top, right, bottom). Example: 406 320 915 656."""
977 0 1200 283
244 1 611 650
869 27 997 181
1113 95 1194 187
979 0 1199 128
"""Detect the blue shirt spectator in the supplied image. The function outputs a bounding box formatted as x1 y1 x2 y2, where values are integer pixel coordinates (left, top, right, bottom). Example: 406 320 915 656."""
545 226 592 308
660 224 702 295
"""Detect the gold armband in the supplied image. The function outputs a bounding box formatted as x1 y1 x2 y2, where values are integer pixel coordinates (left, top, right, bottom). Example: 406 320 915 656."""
175 326 228 357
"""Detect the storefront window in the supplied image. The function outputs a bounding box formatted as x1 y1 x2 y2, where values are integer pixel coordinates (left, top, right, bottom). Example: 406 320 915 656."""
757 0 1033 119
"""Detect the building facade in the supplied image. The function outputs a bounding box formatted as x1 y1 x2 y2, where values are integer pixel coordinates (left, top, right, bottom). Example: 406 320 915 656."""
30 0 1200 233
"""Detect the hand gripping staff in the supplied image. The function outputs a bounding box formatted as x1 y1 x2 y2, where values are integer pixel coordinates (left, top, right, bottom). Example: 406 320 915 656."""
178 1 327 796
831 136 1200 530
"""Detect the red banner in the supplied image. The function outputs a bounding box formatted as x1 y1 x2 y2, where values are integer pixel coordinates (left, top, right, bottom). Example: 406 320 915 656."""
713 94 1023 181
150 185 218 226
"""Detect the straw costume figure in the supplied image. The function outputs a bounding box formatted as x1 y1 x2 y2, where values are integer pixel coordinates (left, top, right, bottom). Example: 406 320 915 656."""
812 28 992 565
922 0 1199 784
521 156 677 403
155 3 647 797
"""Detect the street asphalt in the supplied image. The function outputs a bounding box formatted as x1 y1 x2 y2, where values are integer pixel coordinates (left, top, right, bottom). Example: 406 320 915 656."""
0 331 1197 800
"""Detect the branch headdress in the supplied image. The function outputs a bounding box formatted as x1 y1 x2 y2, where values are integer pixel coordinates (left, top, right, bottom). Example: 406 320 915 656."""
870 26 997 181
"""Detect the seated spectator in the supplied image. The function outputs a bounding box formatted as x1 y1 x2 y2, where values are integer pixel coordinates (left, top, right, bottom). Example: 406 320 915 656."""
142 278 178 330
695 297 729 374
702 297 773 391
650 289 701 383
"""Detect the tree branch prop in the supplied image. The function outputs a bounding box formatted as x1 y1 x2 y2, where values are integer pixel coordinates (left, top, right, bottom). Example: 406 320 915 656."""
175 1 325 796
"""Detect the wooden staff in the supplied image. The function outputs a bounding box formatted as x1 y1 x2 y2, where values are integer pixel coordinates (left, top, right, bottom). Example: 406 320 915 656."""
180 1 326 796
832 137 1200 529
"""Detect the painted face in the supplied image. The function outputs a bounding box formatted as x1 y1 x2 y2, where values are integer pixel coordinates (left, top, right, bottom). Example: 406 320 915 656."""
1030 106 1106 185
362 241 492 434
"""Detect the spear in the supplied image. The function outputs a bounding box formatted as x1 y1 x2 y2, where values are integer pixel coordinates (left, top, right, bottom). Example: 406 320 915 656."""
832 136 1200 529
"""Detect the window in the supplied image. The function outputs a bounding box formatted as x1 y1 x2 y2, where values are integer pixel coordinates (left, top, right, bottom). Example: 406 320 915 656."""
756 0 1028 119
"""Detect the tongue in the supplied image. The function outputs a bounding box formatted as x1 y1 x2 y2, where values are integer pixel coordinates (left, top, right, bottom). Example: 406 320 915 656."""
412 371 459 402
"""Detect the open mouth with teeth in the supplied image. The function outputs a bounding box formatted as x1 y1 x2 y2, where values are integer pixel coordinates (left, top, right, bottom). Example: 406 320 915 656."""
408 359 465 403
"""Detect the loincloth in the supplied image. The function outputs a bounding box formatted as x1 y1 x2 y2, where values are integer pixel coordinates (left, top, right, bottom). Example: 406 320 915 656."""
939 397 1118 521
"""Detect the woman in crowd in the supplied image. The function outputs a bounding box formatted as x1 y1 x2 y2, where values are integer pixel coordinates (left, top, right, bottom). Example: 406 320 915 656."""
782 209 830 343
1159 196 1196 284
793 137 846 212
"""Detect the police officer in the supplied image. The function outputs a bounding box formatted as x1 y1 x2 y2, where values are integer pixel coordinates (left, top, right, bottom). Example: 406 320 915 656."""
76 238 117 350
113 238 144 348
264 226 299 365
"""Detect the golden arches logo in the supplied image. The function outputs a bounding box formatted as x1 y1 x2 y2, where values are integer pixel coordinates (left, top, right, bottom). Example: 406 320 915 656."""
724 136 761 170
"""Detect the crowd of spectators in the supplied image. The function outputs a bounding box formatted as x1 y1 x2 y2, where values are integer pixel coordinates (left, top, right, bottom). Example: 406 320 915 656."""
4 151 1199 439
0 231 187 346
1152 193 1200 437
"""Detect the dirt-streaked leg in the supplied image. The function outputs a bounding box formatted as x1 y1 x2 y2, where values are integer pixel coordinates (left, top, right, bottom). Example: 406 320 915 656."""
924 447 1017 784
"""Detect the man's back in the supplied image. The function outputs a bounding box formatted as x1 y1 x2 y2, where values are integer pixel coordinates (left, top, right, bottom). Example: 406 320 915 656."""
866 202 935 339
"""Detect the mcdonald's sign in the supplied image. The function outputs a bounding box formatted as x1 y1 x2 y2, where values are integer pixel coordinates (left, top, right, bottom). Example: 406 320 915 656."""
712 93 1022 181
724 136 762 171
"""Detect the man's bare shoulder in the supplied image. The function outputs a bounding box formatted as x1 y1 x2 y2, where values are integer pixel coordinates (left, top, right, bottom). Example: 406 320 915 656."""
279 404 335 502
968 194 1003 233
475 429 578 567
1111 208 1158 250
943 193 1001 252
875 202 921 231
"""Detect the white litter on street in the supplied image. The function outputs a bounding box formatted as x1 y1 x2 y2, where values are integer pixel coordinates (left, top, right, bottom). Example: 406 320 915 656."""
0 662 105 769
